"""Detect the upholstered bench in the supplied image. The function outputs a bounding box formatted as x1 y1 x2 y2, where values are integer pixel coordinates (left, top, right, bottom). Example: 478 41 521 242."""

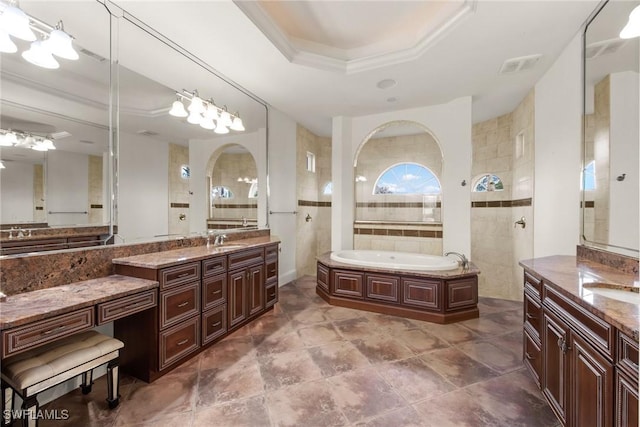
1 330 123 427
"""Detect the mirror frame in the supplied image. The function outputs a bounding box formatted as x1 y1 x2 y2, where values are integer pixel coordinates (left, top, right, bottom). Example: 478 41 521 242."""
581 0 640 256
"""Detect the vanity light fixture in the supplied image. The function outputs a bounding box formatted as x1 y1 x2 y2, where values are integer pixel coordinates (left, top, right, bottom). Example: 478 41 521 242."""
0 128 56 151
620 5 640 39
0 1 79 69
0 160 5 169
169 89 245 133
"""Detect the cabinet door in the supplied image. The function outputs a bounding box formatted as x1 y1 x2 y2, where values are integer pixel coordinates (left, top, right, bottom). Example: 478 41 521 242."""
616 370 639 427
333 270 364 298
228 269 247 328
402 278 440 310
366 274 399 303
248 264 265 317
542 310 570 425
571 333 614 427
524 329 542 389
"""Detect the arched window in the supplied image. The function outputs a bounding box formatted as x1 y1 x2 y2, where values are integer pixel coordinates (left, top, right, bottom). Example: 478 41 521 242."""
373 163 441 195
211 186 233 199
323 182 332 195
248 182 258 199
583 161 596 191
473 174 504 192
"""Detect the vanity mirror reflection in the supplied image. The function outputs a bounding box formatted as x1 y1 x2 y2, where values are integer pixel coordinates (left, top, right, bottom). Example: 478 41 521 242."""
0 0 268 254
582 0 639 256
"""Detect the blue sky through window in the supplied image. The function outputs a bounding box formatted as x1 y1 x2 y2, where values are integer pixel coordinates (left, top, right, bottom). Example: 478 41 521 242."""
374 163 441 195
584 160 595 191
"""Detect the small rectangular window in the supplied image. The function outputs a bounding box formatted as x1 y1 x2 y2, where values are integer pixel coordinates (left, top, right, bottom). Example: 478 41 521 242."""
515 131 525 159
306 152 316 173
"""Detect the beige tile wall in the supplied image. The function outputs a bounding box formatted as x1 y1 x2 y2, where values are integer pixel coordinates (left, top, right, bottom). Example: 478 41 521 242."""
33 164 45 222
168 143 190 236
88 155 103 224
593 76 610 243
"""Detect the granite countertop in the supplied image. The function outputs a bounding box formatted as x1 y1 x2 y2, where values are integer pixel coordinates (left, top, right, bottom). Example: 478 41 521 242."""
112 235 281 269
316 252 481 279
0 275 158 330
0 225 111 243
519 255 639 341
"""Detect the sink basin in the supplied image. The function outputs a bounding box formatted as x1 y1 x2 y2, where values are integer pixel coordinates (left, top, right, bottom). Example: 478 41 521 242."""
583 283 640 305
215 244 247 251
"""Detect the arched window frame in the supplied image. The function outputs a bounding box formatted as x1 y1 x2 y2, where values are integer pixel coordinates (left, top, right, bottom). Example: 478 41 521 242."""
372 162 441 195
473 174 504 192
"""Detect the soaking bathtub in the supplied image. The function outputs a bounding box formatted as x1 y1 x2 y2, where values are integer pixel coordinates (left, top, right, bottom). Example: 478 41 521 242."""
317 250 479 324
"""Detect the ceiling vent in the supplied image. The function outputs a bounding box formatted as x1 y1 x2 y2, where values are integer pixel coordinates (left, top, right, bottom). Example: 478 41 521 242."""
50 131 71 140
78 47 107 62
499 54 542 74
137 130 159 137
585 38 627 60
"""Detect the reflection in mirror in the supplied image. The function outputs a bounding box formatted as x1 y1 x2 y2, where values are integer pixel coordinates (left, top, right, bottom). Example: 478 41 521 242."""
353 121 444 255
0 1 112 253
583 0 639 254
113 12 268 243
206 144 258 230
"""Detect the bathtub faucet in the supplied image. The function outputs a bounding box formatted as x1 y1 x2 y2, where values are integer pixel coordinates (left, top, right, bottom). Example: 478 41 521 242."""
444 252 469 269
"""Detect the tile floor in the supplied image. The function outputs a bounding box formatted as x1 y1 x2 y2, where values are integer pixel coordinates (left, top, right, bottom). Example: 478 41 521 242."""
37 275 559 426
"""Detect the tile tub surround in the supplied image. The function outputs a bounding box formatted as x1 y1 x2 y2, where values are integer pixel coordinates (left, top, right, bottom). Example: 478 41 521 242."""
519 255 639 340
0 229 270 296
39 276 558 427
0 275 158 330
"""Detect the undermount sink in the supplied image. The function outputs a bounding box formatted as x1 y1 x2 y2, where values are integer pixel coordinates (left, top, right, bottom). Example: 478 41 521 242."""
215 244 247 250
583 283 640 305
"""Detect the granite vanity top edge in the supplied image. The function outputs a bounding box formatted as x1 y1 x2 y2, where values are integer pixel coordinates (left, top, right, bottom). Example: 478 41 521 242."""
0 275 159 330
519 255 639 342
111 236 281 269
316 252 481 279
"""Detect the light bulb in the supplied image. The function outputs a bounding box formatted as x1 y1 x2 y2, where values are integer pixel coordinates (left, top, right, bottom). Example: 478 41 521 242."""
188 95 205 114
42 138 56 150
44 29 79 60
187 111 203 125
2 132 17 145
230 116 245 131
220 110 232 127
169 99 188 117
200 117 215 130
0 29 17 53
203 103 218 121
620 5 640 39
214 123 229 134
22 40 60 69
0 5 36 42
32 140 49 151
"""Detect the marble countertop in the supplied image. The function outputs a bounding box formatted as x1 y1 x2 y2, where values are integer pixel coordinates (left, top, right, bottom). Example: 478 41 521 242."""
316 252 480 279
112 236 280 269
519 255 639 341
0 275 158 330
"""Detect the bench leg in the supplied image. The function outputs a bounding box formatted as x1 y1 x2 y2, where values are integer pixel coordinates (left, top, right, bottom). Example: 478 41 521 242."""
106 359 120 409
81 370 94 395
21 395 38 427
1 382 13 427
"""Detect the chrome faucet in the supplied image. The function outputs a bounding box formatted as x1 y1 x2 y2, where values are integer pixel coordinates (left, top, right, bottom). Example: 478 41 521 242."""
445 251 469 269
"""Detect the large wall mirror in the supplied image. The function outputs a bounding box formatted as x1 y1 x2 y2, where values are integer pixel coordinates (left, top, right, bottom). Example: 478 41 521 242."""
583 0 639 256
0 0 268 253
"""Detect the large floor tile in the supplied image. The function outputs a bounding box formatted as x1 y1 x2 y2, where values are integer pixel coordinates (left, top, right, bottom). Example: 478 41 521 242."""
258 350 323 391
456 340 523 374
307 341 371 377
417 322 481 344
419 347 499 387
376 357 455 403
351 334 415 364
197 360 265 407
193 395 271 427
413 389 505 426
296 322 343 347
395 328 450 354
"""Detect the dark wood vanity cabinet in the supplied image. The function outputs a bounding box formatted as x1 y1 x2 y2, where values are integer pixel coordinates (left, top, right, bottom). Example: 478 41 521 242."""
114 242 279 382
522 268 638 427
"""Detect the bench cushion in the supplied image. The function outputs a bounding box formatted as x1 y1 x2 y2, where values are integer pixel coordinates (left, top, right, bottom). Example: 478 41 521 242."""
2 331 123 391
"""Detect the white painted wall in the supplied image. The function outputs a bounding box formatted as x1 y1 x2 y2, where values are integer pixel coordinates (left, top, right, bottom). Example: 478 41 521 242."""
189 129 267 233
118 133 169 242
0 160 34 223
332 97 473 257
534 33 582 257
47 151 89 226
267 107 298 284
609 71 639 249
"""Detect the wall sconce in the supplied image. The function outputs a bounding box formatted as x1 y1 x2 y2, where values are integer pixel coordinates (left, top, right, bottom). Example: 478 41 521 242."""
0 1 79 69
169 89 245 133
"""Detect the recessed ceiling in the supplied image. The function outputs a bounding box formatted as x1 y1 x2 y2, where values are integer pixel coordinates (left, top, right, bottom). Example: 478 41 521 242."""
235 0 475 74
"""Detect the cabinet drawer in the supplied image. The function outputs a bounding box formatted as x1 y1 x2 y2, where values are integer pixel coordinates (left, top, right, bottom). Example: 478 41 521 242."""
2 308 94 358
160 262 200 290
202 274 226 311
445 277 477 311
97 290 157 325
365 274 399 303
543 283 614 359
402 278 441 310
160 282 200 330
524 271 542 298
617 331 639 380
159 316 200 370
524 290 542 343
317 263 329 292
265 244 278 260
333 270 364 299
524 329 542 389
265 258 278 281
202 305 227 345
202 256 226 278
265 283 278 308
228 248 264 270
